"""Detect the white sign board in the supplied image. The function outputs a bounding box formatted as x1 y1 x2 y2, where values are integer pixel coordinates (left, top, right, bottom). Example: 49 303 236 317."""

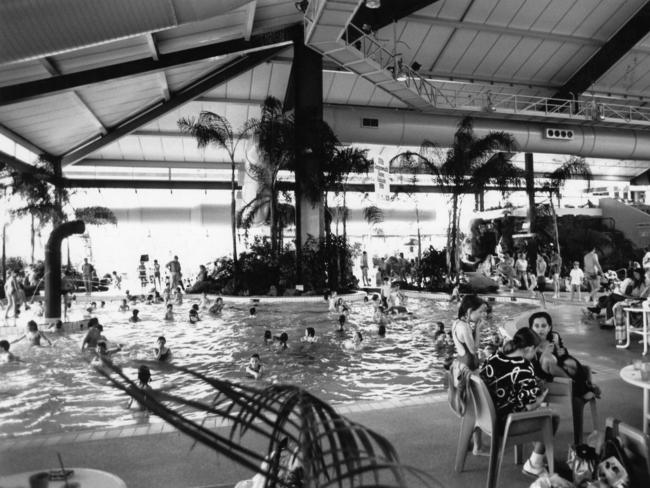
374 157 390 199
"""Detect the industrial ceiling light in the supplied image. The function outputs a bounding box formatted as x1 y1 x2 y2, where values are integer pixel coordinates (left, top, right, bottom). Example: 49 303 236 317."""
365 0 381 9
295 0 308 13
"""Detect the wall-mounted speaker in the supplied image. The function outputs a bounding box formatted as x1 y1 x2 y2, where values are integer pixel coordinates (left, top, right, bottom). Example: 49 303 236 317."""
544 128 574 140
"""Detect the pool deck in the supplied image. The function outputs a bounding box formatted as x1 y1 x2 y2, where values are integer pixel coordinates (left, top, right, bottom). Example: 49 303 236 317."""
2 291 650 487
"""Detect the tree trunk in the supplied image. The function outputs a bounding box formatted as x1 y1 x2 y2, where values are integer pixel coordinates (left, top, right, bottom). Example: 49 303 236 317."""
230 160 239 283
270 185 277 259
30 214 35 264
415 203 422 287
449 193 459 277
551 192 561 254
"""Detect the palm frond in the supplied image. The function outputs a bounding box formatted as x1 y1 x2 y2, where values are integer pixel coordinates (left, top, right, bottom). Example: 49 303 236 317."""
95 360 440 488
178 112 231 152
362 205 384 226
545 156 592 193
470 153 524 193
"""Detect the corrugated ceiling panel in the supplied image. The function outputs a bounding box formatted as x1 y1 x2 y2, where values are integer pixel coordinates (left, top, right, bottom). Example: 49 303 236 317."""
419 26 455 71
253 1 301 32
324 73 359 104
620 56 650 92
437 0 474 20
531 0 573 32
225 70 254 99
552 44 595 84
266 61 291 99
464 0 500 24
0 94 98 155
597 1 648 41
433 30 478 73
0 0 177 64
595 52 650 91
248 63 274 99
488 0 531 26
156 12 246 54
508 0 551 30
553 0 605 37
222 104 252 130
165 59 226 92
514 39 564 80
396 22 431 67
454 31 500 76
52 36 150 74
494 38 542 79
531 43 582 82
0 60 50 87
77 75 162 127
118 136 145 160
474 34 520 77
366 87 408 108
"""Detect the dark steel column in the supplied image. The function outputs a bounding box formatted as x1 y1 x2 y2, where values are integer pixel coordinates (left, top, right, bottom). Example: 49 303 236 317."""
293 34 323 282
45 220 85 322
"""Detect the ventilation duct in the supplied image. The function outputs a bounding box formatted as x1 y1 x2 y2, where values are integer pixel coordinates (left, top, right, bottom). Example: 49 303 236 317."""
324 106 650 161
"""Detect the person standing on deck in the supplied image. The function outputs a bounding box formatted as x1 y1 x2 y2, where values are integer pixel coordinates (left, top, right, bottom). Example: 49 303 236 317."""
81 258 94 296
360 251 370 287
583 247 603 305
166 255 183 291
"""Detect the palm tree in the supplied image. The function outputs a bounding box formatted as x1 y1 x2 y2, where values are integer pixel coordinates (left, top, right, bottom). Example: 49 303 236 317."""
97 361 439 488
178 111 249 282
244 97 295 259
539 156 592 254
390 116 521 277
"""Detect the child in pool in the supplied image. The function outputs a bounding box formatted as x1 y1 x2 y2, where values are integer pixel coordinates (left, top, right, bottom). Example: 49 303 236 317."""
129 309 141 323
343 331 363 350
263 330 273 345
126 365 153 411
118 299 130 312
154 336 172 362
301 327 317 343
189 309 200 324
273 332 288 350
433 322 446 342
249 307 257 317
335 297 350 314
336 314 347 334
209 297 224 315
377 324 387 337
246 353 264 379
164 303 174 321
100 301 106 309
145 295 153 305
11 320 52 347
35 301 44 317
173 287 183 305
326 291 337 312
0 340 20 362
81 319 107 351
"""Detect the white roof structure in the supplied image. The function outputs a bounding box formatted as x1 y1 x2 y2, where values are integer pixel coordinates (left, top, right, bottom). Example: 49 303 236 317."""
3 0 650 186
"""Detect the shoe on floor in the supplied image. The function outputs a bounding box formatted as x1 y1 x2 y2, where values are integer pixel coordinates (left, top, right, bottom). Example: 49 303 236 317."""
522 459 547 477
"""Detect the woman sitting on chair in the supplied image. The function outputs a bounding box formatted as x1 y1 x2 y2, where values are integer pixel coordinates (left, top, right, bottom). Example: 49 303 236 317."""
480 327 558 477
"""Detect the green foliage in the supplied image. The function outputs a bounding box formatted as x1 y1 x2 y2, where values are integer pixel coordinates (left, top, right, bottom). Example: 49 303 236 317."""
74 206 117 225
4 256 26 275
417 246 447 290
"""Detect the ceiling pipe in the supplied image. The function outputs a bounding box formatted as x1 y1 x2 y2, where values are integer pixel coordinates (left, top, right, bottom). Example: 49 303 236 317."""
324 105 650 161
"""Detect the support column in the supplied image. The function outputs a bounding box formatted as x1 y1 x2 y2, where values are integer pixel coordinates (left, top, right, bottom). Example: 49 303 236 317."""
525 153 537 273
293 34 323 280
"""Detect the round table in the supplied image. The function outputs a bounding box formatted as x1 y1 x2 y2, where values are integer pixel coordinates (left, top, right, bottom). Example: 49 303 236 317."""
620 364 650 433
0 468 127 488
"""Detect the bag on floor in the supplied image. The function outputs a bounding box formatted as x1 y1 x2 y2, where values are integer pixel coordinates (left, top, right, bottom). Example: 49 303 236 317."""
567 444 598 486
596 437 630 488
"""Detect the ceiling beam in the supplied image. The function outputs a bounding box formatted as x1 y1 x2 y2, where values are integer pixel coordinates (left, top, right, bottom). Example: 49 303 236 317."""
145 33 161 61
0 25 300 107
243 1 257 41
553 3 650 100
74 159 234 170
0 123 49 157
61 178 238 190
60 45 288 167
408 15 604 48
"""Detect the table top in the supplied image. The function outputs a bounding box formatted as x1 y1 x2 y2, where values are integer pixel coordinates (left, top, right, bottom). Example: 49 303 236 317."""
0 468 127 488
620 364 650 389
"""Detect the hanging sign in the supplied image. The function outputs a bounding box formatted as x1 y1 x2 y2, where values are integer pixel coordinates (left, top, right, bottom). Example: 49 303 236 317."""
374 157 390 199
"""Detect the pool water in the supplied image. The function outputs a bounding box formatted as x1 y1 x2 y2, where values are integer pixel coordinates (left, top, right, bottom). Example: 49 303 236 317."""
0 297 534 437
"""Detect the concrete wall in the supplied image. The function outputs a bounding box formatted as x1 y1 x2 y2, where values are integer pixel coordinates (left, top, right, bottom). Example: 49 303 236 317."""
599 197 650 249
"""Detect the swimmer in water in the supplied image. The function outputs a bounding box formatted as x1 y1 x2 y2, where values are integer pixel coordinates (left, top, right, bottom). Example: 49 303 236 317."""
263 330 272 345
433 322 446 342
164 303 174 321
199 292 211 310
154 336 172 362
273 332 288 350
118 299 130 312
0 340 20 362
126 365 153 411
189 309 200 324
245 353 264 379
343 331 363 350
377 324 387 337
249 307 257 318
81 318 107 351
301 327 317 343
129 309 141 323
11 320 52 347
209 297 224 315
336 314 347 334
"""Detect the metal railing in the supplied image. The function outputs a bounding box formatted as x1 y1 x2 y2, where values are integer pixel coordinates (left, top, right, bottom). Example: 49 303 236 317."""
303 0 650 127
